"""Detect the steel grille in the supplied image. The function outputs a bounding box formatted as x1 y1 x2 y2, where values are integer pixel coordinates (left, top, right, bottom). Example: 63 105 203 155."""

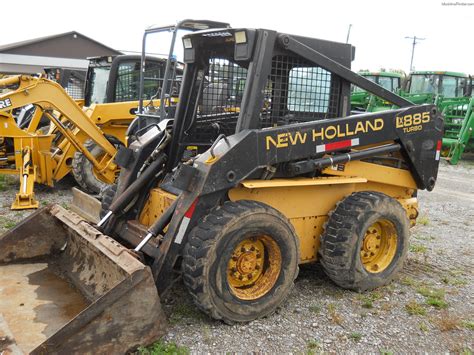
261 55 340 128
191 58 247 142
65 75 85 100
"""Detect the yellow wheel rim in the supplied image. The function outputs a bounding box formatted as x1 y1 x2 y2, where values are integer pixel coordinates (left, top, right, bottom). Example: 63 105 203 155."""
227 235 282 300
360 219 398 273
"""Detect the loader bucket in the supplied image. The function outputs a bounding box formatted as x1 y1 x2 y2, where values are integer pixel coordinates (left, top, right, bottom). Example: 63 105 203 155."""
0 205 167 354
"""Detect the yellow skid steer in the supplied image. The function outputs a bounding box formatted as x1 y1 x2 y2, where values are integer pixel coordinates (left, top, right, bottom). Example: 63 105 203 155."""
1 24 442 353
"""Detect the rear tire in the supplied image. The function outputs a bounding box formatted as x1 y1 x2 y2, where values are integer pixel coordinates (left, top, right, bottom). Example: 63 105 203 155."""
72 140 108 194
319 191 409 292
182 200 299 323
99 184 117 219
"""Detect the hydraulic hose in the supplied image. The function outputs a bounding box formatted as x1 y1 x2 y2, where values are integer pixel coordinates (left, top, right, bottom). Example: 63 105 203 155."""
98 154 167 228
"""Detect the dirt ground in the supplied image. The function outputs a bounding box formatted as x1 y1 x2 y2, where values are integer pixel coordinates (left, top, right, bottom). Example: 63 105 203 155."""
0 158 473 354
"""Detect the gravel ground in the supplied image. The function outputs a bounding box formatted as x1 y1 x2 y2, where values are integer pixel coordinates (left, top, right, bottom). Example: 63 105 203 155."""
0 158 473 354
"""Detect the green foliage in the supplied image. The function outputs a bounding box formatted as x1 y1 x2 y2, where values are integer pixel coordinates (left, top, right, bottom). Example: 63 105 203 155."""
419 322 429 332
417 286 448 309
462 320 474 330
169 303 204 325
405 300 426 316
306 339 320 350
426 297 448 309
308 304 321 314
138 341 189 355
409 244 427 253
417 215 430 226
349 332 363 342
417 286 445 299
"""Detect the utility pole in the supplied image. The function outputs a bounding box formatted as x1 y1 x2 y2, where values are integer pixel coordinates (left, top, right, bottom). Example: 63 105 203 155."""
346 24 352 44
405 36 426 72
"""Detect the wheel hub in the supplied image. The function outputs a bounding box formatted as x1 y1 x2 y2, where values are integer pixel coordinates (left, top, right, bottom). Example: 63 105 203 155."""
228 239 264 285
360 219 398 273
227 235 282 300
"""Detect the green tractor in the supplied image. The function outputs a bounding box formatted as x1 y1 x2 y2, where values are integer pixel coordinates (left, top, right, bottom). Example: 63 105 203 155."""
406 71 473 164
351 70 403 112
356 70 473 164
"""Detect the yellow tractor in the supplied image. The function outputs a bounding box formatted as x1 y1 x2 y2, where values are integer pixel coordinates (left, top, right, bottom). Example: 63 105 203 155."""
0 26 442 353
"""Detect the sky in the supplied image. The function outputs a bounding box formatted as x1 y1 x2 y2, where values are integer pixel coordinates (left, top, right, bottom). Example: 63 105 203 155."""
2 0 473 74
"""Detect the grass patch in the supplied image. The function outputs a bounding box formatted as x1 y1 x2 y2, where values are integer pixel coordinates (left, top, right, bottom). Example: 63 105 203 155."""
417 286 445 299
380 350 394 355
417 286 448 309
419 322 429 332
432 312 461 331
0 217 16 230
417 215 430 226
462 320 474 330
0 175 6 191
426 297 448 309
308 304 321 314
358 291 382 309
169 303 204 325
138 340 189 355
306 339 320 350
409 244 427 253
405 300 426 316
327 303 343 325
441 276 467 286
349 332 362 342
400 276 417 287
0 175 17 191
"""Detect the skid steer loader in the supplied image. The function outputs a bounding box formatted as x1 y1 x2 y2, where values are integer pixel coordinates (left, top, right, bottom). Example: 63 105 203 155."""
0 27 443 354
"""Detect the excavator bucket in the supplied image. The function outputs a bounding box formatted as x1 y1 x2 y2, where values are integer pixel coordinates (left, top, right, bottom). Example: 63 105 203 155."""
0 205 167 354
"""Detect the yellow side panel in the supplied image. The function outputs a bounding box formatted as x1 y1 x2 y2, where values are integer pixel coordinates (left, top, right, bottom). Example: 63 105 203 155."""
229 182 360 219
290 216 327 263
322 160 417 189
139 188 178 226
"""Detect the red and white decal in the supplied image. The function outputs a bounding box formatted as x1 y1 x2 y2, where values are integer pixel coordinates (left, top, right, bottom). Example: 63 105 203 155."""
316 138 360 153
435 140 442 161
175 199 198 244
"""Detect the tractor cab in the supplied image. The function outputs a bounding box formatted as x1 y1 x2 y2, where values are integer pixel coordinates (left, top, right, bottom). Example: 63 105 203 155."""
407 71 471 98
84 55 182 107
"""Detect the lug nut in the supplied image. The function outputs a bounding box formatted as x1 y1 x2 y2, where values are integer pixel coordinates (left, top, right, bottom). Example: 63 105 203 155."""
250 245 256 251
241 247 246 252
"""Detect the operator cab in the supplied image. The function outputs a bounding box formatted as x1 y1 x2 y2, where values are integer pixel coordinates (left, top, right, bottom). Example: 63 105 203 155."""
407 71 472 98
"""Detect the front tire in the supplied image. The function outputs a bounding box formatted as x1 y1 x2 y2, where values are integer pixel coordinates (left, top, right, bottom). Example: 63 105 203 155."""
319 191 409 291
182 200 299 323
72 139 108 194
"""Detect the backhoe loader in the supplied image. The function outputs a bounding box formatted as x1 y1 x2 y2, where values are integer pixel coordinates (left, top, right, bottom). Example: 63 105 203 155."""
0 20 228 209
0 55 174 209
0 27 443 354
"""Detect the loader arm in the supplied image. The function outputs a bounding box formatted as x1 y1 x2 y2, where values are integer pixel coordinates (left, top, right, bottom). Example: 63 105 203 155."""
0 75 117 184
